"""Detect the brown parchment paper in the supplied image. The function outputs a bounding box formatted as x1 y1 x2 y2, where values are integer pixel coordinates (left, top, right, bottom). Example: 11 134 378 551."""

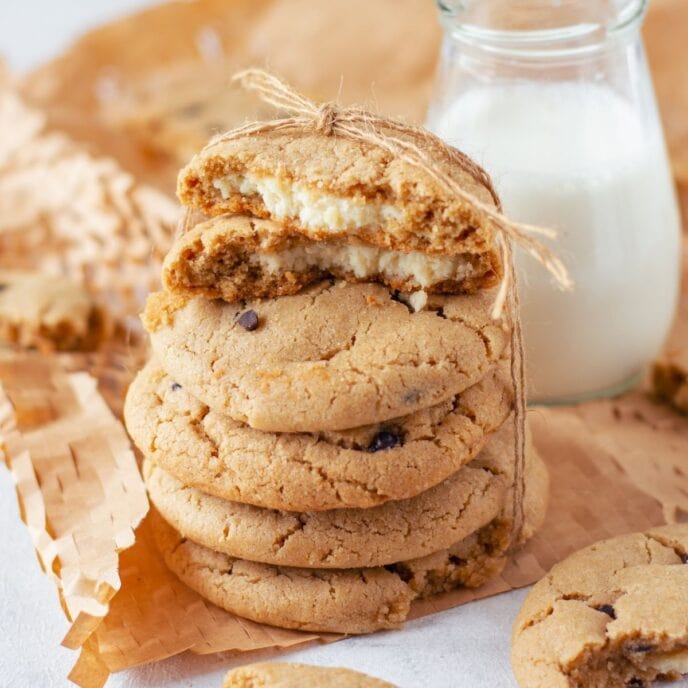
1 0 688 686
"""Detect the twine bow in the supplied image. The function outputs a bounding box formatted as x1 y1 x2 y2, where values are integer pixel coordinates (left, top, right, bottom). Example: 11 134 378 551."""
203 68 573 549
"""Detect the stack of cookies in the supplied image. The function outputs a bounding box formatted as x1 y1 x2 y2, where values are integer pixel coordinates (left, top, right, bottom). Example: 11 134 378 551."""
124 129 549 633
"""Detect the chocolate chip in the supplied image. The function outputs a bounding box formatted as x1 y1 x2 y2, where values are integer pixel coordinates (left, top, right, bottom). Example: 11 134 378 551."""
404 389 420 404
681 553 688 564
595 604 616 619
434 307 446 319
236 310 259 331
170 382 182 391
626 643 653 653
626 678 644 688
367 431 401 453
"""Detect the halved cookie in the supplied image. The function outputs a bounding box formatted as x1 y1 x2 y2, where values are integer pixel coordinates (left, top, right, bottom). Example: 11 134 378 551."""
0 270 107 352
512 525 688 688
142 281 509 432
176 131 502 294
124 359 512 511
162 213 501 301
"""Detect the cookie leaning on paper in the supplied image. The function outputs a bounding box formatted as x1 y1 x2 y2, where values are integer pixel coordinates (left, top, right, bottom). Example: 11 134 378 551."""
512 524 688 688
0 270 107 352
162 213 501 302
143 281 509 432
124 358 512 511
175 130 503 297
222 662 395 687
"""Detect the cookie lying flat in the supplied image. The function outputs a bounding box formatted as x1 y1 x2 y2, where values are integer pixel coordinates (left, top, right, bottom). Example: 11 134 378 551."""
152 444 547 636
143 281 509 432
143 422 520 569
177 131 502 295
512 525 688 688
124 359 512 511
222 662 395 687
162 213 501 302
0 270 107 352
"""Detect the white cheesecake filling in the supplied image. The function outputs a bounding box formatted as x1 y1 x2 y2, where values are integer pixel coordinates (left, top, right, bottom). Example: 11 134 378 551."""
212 173 404 233
249 241 474 289
646 648 688 675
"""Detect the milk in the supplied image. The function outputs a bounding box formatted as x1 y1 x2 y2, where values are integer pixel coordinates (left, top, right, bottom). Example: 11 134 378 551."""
430 82 681 402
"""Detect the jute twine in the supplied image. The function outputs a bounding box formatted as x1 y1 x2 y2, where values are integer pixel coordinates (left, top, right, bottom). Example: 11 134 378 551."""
200 69 573 550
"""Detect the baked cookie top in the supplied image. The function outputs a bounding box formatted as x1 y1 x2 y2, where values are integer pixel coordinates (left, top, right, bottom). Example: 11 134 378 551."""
222 662 395 688
0 270 106 352
142 281 509 432
143 422 519 570
124 359 512 511
177 131 501 262
512 524 688 688
161 212 501 301
151 438 547 634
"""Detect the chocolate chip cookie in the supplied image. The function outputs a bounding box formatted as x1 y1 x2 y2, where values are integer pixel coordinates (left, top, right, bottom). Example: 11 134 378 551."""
124 359 512 511
142 281 509 432
512 525 688 688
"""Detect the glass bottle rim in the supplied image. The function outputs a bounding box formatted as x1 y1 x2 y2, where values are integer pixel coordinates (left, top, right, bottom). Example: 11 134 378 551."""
437 0 648 58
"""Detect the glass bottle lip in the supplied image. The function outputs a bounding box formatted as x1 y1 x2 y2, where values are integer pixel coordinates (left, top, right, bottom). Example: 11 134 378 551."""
437 0 648 58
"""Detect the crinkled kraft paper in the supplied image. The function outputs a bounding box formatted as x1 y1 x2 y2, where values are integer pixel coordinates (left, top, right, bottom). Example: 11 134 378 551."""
1 0 687 686
0 353 149 660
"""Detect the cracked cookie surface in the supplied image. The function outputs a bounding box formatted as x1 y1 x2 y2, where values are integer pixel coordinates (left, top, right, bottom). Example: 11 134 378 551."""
124 358 512 511
512 524 688 688
151 435 547 635
143 422 525 569
143 280 509 432
0 269 107 352
222 662 395 687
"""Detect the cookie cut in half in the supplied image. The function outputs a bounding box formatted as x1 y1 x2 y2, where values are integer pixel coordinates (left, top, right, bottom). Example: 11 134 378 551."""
162 213 501 302
512 524 688 688
142 281 509 432
0 270 107 352
124 359 512 511
222 662 395 688
175 131 503 297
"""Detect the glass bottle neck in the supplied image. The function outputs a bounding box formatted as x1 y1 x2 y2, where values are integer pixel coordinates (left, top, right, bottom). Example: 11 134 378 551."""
437 0 647 60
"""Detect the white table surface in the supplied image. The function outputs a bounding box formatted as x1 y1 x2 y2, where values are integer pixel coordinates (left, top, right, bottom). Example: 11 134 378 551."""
0 3 686 687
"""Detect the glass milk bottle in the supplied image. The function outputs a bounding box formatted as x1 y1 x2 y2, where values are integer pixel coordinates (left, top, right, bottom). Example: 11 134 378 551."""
427 0 681 403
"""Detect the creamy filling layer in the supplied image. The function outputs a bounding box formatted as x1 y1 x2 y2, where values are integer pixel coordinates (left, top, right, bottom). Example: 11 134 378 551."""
644 648 688 675
212 173 404 233
248 241 475 289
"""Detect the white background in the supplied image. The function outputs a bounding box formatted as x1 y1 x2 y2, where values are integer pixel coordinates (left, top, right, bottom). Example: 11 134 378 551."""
0 2 684 687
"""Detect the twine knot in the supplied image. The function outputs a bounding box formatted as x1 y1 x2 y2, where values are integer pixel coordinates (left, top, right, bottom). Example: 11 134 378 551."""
315 102 337 136
218 68 574 553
